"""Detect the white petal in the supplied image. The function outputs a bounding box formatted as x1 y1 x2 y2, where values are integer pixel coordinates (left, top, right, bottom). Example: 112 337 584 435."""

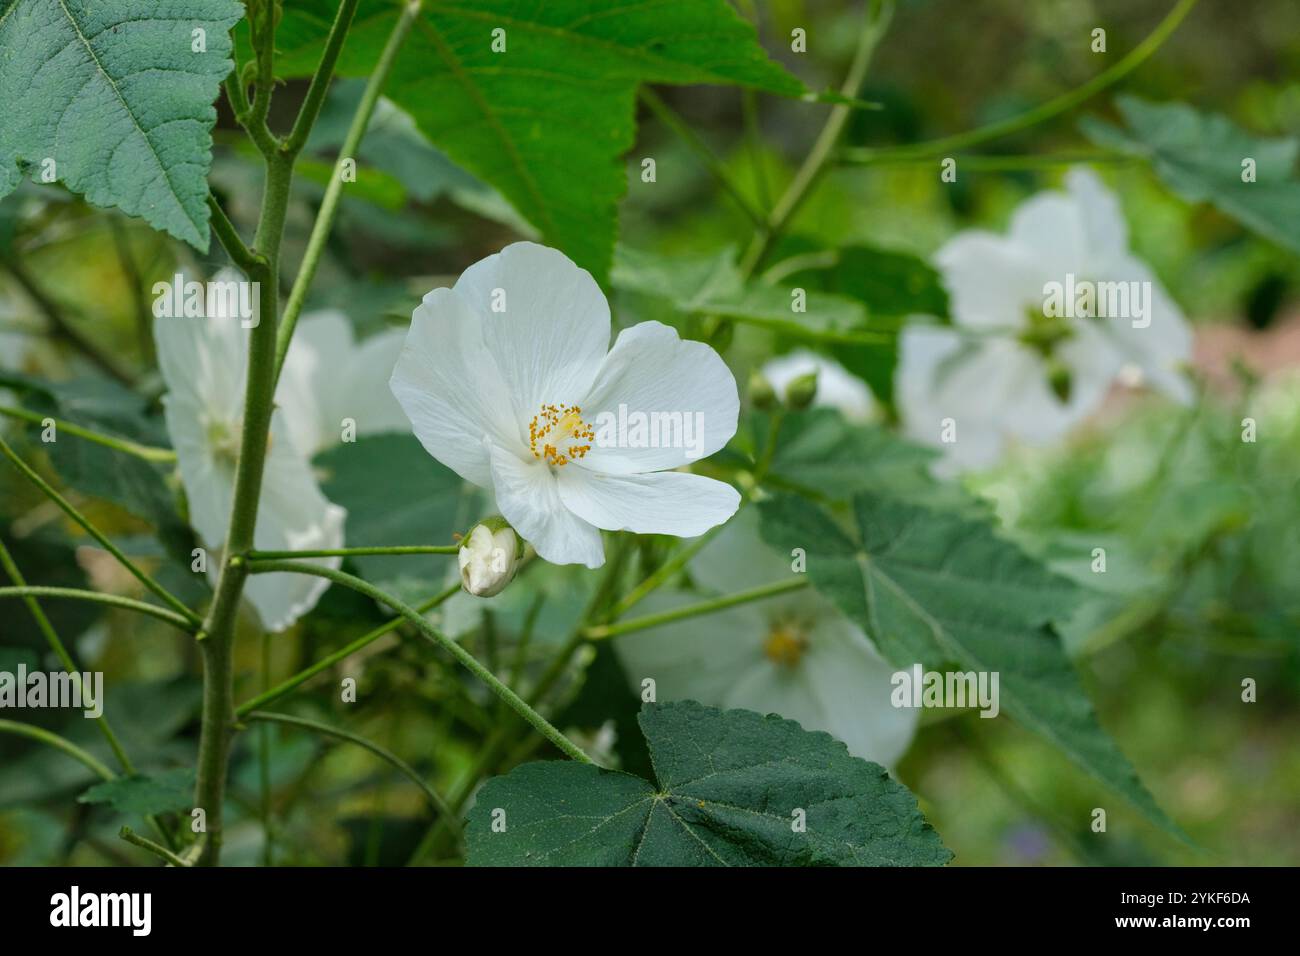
556 467 740 537
579 321 739 474
761 349 877 422
154 311 247 422
1065 167 1130 265
800 622 919 766
276 310 353 457
1006 191 1091 281
487 442 605 568
615 596 768 707
390 287 521 486
347 327 411 434
935 232 1045 331
454 242 609 426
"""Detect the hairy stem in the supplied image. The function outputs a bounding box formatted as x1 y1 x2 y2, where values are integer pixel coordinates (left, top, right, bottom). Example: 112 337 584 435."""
245 560 592 764
585 576 809 640
0 406 176 463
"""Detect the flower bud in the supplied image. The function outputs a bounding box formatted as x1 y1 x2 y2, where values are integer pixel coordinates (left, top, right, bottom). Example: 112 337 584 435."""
458 517 520 597
785 370 819 411
1045 359 1072 404
749 370 777 411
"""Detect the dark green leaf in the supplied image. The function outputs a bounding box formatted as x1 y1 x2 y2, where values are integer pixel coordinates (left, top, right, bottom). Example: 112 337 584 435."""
78 767 195 816
757 491 1183 839
467 700 951 867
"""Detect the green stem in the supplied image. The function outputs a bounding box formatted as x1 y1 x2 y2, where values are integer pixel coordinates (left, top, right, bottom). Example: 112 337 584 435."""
585 577 809 640
206 194 264 274
609 526 724 620
234 582 460 717
245 560 592 764
739 0 894 277
639 87 767 229
0 586 197 633
0 435 199 626
0 719 115 782
283 0 363 155
273 0 424 384
119 827 190 867
245 545 458 559
842 0 1199 163
242 711 454 821
0 406 176 463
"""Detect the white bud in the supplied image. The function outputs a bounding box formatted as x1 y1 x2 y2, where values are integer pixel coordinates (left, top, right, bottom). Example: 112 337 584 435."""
458 518 520 597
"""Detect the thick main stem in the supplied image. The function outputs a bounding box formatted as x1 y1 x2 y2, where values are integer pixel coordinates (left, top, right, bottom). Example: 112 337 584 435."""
193 151 293 866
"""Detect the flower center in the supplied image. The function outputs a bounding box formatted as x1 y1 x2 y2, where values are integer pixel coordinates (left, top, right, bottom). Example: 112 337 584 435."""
763 624 807 668
529 403 594 467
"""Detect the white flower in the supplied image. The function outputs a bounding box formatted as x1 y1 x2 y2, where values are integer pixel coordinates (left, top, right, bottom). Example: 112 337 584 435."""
761 349 878 422
390 242 741 569
154 300 346 633
615 511 917 767
897 168 1192 472
277 310 408 457
458 517 520 597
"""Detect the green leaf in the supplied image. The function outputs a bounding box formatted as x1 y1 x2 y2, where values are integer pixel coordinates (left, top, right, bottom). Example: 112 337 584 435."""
467 700 951 867
1081 96 1300 255
0 0 243 249
757 491 1184 839
612 245 873 345
315 434 479 585
271 0 803 279
761 408 973 511
78 767 195 816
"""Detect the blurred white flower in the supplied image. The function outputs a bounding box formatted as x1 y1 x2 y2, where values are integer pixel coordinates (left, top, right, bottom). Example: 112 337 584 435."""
897 168 1192 472
615 511 918 767
391 242 741 569
761 349 878 422
277 310 408 457
154 300 346 633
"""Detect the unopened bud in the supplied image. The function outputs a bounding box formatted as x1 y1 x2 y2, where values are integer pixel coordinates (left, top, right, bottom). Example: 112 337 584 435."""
458 517 520 597
749 371 777 411
785 370 819 410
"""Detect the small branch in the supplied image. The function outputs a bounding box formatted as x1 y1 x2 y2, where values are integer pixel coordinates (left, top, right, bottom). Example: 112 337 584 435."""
585 577 809 640
244 545 458 560
283 0 363 155
0 719 116 781
639 87 767 229
609 525 725 619
842 0 1199 163
234 582 460 717
739 0 895 277
242 711 454 821
0 586 198 633
245 559 592 764
273 0 424 384
206 194 264 274
118 827 191 867
0 435 202 628
0 405 176 463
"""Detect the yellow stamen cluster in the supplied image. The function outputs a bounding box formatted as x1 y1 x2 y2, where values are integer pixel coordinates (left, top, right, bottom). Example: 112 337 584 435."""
763 624 807 667
529 403 594 467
